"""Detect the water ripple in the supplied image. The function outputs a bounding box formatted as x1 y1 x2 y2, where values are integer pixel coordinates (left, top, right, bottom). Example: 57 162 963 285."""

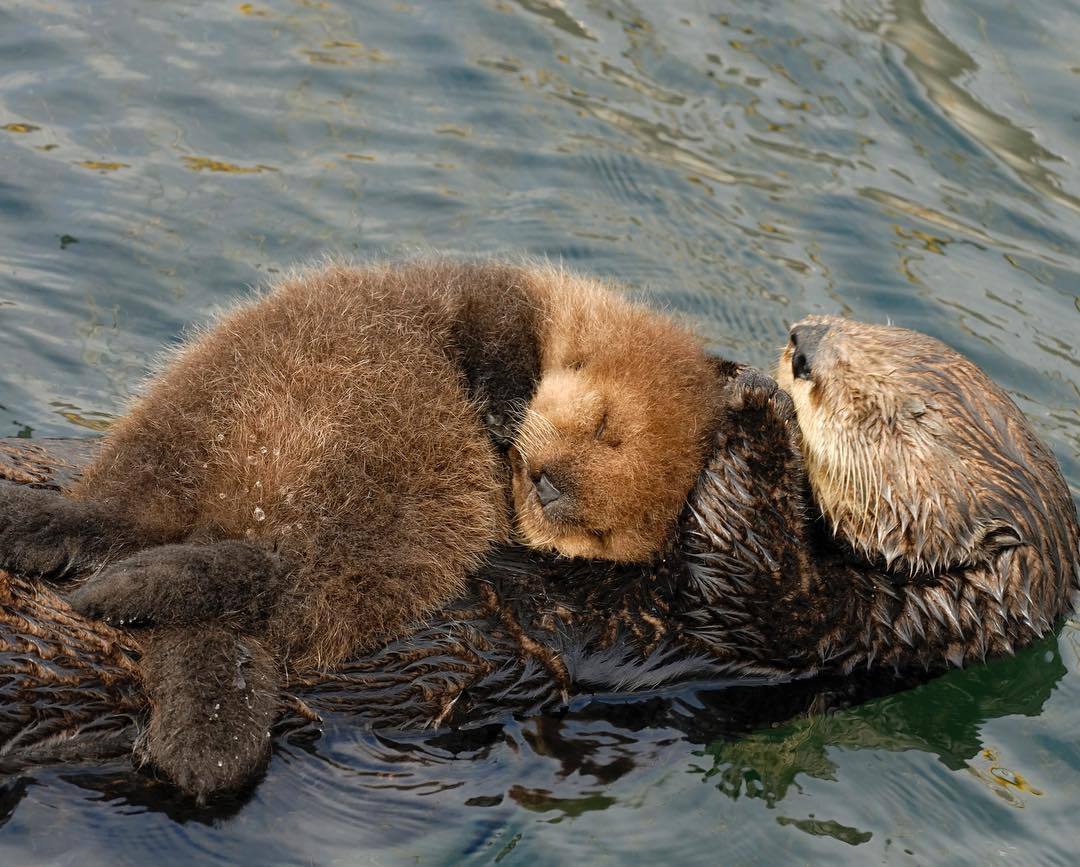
0 0 1078 862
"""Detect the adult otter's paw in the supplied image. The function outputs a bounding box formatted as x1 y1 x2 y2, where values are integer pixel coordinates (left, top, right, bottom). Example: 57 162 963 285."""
138 627 280 804
682 363 812 579
69 540 291 630
0 484 134 581
727 367 796 425
716 368 804 499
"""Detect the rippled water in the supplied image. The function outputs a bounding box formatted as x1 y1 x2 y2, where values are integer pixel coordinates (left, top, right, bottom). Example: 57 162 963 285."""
1 0 1078 863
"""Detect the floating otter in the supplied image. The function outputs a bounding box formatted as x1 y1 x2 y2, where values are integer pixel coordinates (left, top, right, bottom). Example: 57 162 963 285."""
0 310 1076 801
770 315 1079 668
0 261 723 800
666 318 1077 676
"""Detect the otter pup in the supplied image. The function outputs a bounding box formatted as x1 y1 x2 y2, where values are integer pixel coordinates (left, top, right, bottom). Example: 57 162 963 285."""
0 261 722 800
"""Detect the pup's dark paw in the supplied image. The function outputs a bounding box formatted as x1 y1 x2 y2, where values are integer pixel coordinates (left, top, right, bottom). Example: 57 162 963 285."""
0 485 131 581
141 719 272 805
69 557 160 627
139 627 280 804
69 541 290 630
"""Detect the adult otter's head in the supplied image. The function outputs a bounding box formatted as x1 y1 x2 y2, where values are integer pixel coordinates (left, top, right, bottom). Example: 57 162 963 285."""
776 315 1078 581
510 270 720 563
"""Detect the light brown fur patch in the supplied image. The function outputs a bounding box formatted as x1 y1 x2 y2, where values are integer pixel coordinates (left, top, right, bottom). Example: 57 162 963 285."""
510 265 722 562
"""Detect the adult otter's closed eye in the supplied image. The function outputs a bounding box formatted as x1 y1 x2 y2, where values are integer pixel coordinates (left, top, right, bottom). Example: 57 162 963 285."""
0 260 723 800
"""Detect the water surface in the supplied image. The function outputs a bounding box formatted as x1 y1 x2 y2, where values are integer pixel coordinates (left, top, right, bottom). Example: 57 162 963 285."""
1 0 1078 864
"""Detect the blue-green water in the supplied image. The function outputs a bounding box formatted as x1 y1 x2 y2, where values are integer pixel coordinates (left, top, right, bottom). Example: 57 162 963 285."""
1 0 1078 863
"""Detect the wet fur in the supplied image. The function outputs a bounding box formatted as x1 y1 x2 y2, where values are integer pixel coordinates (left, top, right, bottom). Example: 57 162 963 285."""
776 316 1075 581
136 626 279 801
672 319 1080 675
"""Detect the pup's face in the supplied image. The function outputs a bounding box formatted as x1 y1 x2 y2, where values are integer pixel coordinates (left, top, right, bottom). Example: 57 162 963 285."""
510 329 715 563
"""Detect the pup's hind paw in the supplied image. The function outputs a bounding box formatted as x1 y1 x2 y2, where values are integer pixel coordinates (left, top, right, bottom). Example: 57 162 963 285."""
69 540 290 630
138 627 280 804
0 485 132 580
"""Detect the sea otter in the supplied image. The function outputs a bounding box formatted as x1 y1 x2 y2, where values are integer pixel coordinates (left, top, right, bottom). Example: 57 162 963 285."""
0 261 723 800
764 315 1079 669
0 313 1075 801
668 316 1078 675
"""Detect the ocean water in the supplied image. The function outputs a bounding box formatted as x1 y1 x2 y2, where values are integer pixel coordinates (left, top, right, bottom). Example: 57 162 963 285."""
1 0 1078 863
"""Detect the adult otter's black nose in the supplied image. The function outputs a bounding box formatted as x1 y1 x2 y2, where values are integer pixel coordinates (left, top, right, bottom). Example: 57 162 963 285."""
533 472 562 507
789 322 828 381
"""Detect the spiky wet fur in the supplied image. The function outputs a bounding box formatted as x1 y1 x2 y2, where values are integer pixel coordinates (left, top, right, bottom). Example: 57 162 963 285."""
739 316 1078 672
776 316 1075 579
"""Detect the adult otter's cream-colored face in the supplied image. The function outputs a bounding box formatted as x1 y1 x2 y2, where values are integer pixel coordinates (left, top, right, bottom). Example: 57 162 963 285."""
510 296 718 563
776 314 1075 576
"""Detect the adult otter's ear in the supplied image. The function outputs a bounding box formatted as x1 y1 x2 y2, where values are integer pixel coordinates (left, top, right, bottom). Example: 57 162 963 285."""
976 520 1025 554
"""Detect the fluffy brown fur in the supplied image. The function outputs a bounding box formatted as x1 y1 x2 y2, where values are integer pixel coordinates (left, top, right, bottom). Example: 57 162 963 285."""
509 266 722 561
8 290 1070 800
0 260 723 799
70 262 512 668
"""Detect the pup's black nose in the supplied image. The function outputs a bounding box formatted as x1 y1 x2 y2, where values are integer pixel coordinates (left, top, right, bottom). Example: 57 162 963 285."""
789 322 828 381
533 472 562 507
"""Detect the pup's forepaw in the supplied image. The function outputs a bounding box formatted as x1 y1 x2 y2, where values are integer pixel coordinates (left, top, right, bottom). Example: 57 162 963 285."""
68 559 158 627
69 541 290 630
